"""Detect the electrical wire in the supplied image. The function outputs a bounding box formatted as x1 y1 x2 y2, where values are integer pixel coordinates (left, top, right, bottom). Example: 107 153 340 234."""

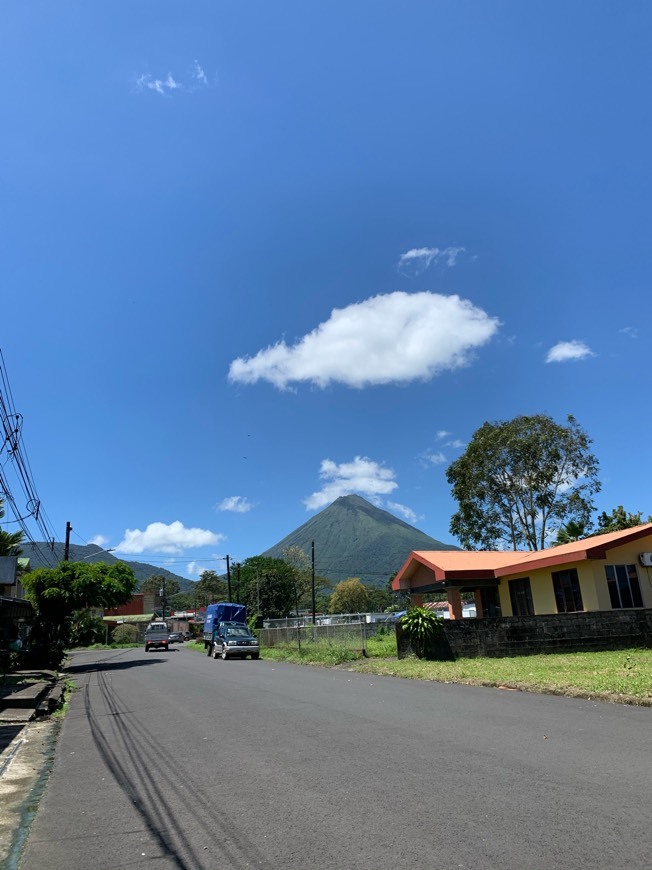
0 349 58 566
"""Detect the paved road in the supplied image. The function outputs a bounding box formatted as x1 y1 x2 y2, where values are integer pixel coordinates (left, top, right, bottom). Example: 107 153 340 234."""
18 646 651 870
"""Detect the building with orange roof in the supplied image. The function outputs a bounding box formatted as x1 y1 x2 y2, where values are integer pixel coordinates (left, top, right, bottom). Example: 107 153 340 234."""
392 524 652 621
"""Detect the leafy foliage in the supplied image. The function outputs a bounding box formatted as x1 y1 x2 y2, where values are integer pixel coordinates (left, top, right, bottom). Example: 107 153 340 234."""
69 609 105 647
236 556 300 618
21 542 192 591
139 574 180 597
22 561 137 666
282 545 311 603
0 498 23 557
366 585 394 612
329 578 370 613
112 623 138 644
446 414 600 550
399 606 443 658
195 569 229 605
168 591 195 611
554 520 590 545
594 505 652 534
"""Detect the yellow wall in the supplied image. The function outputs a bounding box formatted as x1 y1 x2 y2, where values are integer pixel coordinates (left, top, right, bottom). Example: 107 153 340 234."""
497 582 511 615
497 537 652 615
600 540 652 609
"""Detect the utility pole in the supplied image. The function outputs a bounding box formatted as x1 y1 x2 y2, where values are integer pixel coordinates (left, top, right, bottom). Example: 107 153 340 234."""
63 522 72 561
311 540 316 625
226 555 232 601
236 562 241 603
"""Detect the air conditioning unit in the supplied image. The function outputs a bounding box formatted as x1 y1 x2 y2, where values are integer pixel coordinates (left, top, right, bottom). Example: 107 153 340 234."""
639 553 652 567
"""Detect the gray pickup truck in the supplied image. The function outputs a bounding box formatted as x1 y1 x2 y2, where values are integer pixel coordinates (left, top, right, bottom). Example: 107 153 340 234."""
145 622 169 652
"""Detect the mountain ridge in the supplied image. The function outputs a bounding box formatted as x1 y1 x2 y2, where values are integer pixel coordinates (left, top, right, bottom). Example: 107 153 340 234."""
18 542 193 592
262 494 460 587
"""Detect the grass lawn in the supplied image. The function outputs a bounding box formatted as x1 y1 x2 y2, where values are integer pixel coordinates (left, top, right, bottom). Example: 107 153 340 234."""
351 647 652 703
186 631 652 705
257 633 652 705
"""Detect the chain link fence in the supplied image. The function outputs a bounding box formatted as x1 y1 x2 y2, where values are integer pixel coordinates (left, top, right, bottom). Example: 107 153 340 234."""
258 616 397 652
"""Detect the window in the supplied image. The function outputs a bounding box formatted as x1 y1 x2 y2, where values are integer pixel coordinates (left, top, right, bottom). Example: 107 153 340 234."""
509 577 534 616
605 565 643 609
480 587 502 618
552 568 584 613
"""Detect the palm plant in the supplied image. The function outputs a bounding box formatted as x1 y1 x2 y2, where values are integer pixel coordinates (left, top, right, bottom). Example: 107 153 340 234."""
400 606 443 658
0 498 23 556
554 521 588 546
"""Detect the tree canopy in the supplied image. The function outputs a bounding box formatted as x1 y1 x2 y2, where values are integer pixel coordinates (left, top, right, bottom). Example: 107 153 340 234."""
446 414 600 551
191 569 229 607
595 505 652 534
329 578 369 614
235 556 299 618
22 560 138 665
139 574 180 597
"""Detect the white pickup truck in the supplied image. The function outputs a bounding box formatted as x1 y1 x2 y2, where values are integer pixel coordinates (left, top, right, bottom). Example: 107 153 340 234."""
145 622 170 652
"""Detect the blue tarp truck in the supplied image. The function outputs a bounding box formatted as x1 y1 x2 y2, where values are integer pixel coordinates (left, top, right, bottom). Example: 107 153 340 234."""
203 602 247 652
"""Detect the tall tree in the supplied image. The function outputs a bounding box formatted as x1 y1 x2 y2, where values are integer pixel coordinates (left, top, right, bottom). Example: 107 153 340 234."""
594 505 652 534
446 414 600 551
168 591 195 611
195 569 228 603
22 561 138 666
139 574 180 597
236 556 298 618
282 546 311 607
366 585 394 612
329 578 369 614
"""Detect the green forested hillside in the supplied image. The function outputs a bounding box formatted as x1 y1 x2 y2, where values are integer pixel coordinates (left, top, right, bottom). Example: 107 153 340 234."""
262 494 460 588
20 542 193 592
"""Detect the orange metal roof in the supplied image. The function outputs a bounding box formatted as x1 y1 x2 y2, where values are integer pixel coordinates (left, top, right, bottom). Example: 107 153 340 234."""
392 523 652 589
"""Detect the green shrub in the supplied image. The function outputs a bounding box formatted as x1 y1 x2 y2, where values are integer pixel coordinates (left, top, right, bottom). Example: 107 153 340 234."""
70 610 105 647
400 607 443 658
112 624 138 644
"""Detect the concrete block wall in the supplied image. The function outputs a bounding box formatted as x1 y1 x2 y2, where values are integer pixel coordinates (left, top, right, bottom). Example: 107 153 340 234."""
396 609 652 659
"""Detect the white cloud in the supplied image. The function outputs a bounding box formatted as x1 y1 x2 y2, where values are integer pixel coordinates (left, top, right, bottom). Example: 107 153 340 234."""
436 430 450 440
193 60 208 85
398 246 465 276
446 439 466 449
386 501 419 525
545 340 595 363
115 521 223 555
135 73 181 96
89 534 109 547
229 291 499 390
135 61 211 96
186 561 202 577
420 450 447 467
217 496 253 513
304 456 398 510
618 326 638 339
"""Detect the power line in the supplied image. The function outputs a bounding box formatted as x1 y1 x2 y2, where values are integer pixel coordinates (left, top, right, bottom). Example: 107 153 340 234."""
0 350 58 565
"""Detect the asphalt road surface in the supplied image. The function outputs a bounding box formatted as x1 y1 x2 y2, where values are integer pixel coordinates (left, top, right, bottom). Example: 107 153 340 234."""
17 646 651 870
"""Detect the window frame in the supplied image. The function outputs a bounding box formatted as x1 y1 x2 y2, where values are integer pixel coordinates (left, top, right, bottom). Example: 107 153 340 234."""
508 577 534 617
605 564 643 609
551 568 584 613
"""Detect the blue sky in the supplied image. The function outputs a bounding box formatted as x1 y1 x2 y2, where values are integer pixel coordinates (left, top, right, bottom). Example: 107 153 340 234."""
2 1 651 579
